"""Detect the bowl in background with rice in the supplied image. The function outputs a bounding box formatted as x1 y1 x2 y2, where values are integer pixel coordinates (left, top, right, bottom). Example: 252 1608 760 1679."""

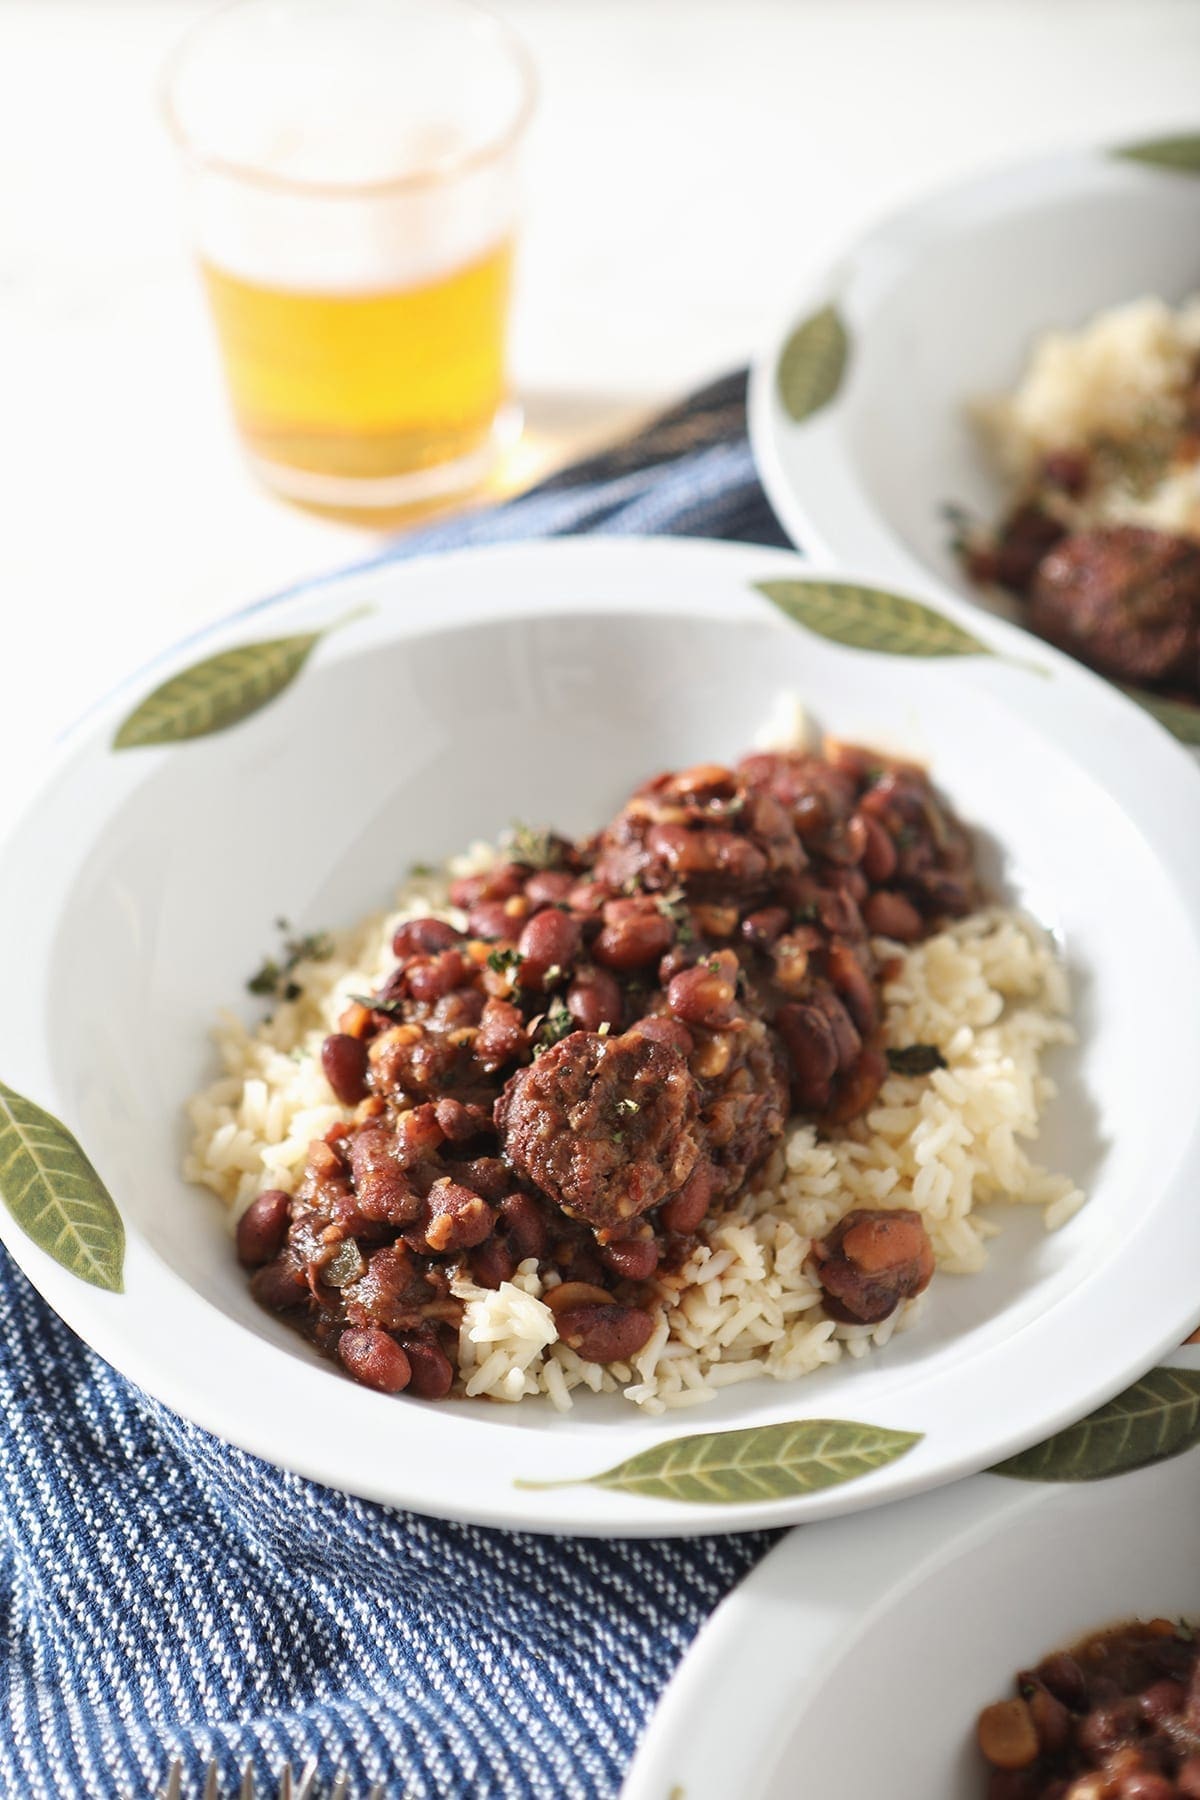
749 134 1200 741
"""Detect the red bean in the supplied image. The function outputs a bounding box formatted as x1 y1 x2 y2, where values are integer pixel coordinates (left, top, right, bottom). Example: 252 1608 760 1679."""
348 1128 423 1223
499 1191 548 1263
826 939 878 1035
449 863 525 909
250 1254 308 1310
863 890 924 942
468 897 527 941
321 1032 369 1105
524 870 575 907
1118 1773 1176 1800
517 907 582 989
666 953 738 1027
566 968 624 1032
237 1189 292 1268
401 1336 456 1400
555 1302 655 1363
567 879 610 914
593 902 674 971
741 906 790 949
817 887 865 939
423 1181 496 1252
1035 1655 1088 1711
1177 1757 1200 1797
475 997 529 1070
456 1156 512 1202
407 949 470 1002
858 813 897 884
392 1103 445 1164
630 1015 694 1057
392 917 462 959
1077 1700 1140 1760
600 1235 659 1281
1139 1681 1185 1729
337 1326 411 1393
469 1237 516 1288
776 1001 838 1106
658 1162 711 1234
1028 1686 1070 1755
434 1097 489 1142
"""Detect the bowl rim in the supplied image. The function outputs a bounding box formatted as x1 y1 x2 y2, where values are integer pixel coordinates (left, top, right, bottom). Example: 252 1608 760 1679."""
2 533 1200 1537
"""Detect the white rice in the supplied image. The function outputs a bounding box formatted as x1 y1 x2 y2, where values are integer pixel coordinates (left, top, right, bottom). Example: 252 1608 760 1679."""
974 293 1200 537
185 863 1081 1414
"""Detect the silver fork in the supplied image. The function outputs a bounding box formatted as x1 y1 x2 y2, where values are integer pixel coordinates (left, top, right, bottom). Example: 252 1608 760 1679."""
157 1760 386 1799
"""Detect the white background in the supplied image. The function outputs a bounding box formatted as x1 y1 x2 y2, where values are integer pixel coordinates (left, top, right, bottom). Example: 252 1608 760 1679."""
4 0 1200 836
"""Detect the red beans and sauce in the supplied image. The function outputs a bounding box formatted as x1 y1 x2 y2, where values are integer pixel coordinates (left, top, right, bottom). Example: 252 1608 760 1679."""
240 743 977 1397
978 1620 1200 1798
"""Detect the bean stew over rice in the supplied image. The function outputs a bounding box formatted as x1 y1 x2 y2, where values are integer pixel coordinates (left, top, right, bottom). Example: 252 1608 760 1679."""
188 726 1081 1409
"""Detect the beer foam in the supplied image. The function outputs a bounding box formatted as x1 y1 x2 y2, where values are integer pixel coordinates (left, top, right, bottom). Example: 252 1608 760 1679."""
171 0 528 292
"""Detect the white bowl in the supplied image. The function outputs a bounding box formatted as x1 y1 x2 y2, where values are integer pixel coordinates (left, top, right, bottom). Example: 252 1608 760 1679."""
625 1360 1200 1799
750 138 1200 657
1 536 1199 1535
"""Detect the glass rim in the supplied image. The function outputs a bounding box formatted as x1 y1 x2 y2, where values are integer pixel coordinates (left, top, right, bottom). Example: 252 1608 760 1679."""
161 0 537 199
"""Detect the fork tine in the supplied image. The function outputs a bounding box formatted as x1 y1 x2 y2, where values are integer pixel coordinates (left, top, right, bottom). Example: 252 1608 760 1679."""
368 1786 386 1800
278 1767 293 1800
204 1763 220 1800
329 1778 349 1800
240 1766 256 1800
294 1760 318 1800
162 1760 183 1800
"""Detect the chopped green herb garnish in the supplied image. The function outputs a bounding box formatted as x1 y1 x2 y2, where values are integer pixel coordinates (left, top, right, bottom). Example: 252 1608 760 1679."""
247 921 334 1000
502 820 561 870
532 995 575 1055
408 861 435 879
616 1097 640 1116
887 1044 947 1077
487 946 522 978
350 990 406 1020
656 886 695 944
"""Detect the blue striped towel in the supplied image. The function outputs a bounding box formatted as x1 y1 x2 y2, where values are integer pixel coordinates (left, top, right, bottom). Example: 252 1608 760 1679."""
0 372 788 1799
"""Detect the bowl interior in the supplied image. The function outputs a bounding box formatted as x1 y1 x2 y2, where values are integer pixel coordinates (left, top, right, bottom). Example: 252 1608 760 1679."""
761 1456 1200 1797
21 599 1200 1432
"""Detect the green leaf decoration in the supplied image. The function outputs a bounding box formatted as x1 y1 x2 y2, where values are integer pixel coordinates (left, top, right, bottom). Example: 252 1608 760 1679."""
777 303 850 423
756 577 995 659
0 1081 124 1293
1114 134 1200 174
993 1368 1200 1482
113 604 370 748
1125 687 1200 746
516 1417 921 1504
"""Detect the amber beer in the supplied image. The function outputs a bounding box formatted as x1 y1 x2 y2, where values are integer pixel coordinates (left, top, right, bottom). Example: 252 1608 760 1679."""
200 238 515 485
164 0 534 515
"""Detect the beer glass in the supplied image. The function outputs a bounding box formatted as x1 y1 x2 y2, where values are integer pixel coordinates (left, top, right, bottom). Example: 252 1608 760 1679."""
163 0 535 518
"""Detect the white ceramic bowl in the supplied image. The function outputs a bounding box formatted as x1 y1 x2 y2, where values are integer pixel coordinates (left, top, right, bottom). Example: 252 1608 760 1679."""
1 536 1199 1536
750 137 1200 640
625 1357 1200 1800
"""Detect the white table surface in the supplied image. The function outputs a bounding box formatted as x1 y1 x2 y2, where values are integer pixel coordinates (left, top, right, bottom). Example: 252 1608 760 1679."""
4 0 1200 837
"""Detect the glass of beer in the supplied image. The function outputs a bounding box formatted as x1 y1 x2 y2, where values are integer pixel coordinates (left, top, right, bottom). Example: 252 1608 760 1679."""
163 0 535 519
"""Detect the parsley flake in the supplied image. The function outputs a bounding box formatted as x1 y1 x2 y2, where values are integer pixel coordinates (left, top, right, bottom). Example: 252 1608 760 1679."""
887 1044 947 1077
247 921 334 1000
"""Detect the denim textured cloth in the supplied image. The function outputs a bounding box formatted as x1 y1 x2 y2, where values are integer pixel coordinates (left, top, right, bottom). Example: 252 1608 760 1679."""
0 373 790 1800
